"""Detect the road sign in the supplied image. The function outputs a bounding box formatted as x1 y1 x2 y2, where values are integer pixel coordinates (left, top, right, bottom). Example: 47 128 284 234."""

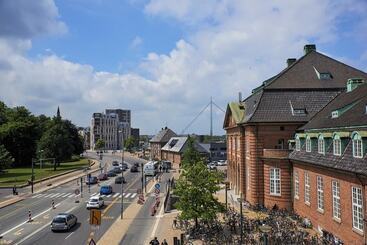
155 183 160 189
90 209 101 226
89 238 96 245
75 189 80 195
155 188 160 194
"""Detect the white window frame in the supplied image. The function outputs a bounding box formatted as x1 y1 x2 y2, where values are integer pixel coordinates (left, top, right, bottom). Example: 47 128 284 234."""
318 136 325 154
304 172 310 204
295 137 301 151
294 171 299 199
352 186 364 232
332 181 341 221
317 176 324 211
353 133 363 158
270 168 281 196
333 135 341 156
306 137 311 152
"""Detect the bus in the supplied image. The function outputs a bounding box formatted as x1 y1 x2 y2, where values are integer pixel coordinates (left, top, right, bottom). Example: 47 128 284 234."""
143 161 159 176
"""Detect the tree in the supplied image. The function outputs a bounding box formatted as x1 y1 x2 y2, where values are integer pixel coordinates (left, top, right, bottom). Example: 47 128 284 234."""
63 120 83 155
175 137 225 227
0 144 13 171
124 136 135 152
95 139 105 150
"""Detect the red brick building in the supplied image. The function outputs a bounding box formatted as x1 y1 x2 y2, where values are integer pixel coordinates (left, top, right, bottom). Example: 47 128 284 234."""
149 127 177 160
290 83 367 244
223 44 367 211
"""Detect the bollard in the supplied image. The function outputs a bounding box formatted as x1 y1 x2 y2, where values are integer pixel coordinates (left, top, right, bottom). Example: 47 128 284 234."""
28 210 32 222
52 199 55 209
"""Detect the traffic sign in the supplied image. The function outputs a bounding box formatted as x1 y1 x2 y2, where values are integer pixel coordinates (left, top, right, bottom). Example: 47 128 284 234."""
75 189 80 195
89 238 96 245
155 183 160 189
90 209 101 226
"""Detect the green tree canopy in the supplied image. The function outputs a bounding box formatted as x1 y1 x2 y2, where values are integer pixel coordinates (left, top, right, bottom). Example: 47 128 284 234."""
0 144 13 171
181 136 202 169
95 139 105 150
124 136 135 152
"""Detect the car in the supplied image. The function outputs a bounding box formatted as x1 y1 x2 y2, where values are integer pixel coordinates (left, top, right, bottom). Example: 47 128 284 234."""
112 161 119 167
217 160 227 166
130 165 138 172
86 196 104 209
107 170 116 177
100 185 113 195
113 167 122 174
98 173 108 181
120 162 128 170
51 213 77 232
86 176 98 185
133 162 140 168
115 176 126 184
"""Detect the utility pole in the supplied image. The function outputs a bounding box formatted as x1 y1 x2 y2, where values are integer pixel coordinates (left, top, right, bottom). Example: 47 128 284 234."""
239 193 243 245
141 163 144 192
31 159 34 194
210 96 213 141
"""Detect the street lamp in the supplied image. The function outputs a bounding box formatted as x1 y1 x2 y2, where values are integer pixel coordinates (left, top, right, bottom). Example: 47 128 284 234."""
259 224 272 245
119 130 124 219
237 193 244 245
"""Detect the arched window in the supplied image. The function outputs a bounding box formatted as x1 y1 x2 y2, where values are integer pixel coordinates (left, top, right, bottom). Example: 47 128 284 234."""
295 135 301 151
318 135 325 154
352 132 363 158
333 134 341 156
306 136 311 152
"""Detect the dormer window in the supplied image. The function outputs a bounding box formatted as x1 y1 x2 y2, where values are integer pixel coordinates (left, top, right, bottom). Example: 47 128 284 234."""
306 136 311 152
295 137 301 151
333 134 341 156
352 133 363 158
318 135 325 154
332 111 339 118
293 109 307 115
320 72 332 80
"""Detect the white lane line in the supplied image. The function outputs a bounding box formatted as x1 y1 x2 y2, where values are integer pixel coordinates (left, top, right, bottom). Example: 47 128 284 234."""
43 193 53 198
130 193 137 198
113 193 119 198
124 193 131 198
31 194 43 199
15 206 77 245
0 203 62 237
65 232 74 240
149 197 165 239
106 194 111 198
91 192 97 196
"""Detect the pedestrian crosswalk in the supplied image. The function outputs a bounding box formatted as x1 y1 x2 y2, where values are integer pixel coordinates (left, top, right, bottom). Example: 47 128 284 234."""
31 192 138 199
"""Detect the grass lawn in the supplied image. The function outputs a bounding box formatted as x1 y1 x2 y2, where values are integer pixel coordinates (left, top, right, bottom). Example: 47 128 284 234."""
0 158 89 187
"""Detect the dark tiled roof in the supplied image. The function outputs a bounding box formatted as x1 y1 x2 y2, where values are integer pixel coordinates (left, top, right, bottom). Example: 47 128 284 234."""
149 128 177 143
290 137 367 175
248 90 340 123
302 83 367 130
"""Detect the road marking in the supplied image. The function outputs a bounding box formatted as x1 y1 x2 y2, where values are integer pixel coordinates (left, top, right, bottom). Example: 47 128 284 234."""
60 193 70 198
124 193 131 198
31 194 43 198
13 228 24 236
15 206 77 245
65 232 74 240
100 195 106 198
106 194 111 197
113 193 119 198
0 203 61 237
130 193 137 198
68 194 75 198
91 192 97 196
53 193 63 198
43 193 53 198
150 196 165 238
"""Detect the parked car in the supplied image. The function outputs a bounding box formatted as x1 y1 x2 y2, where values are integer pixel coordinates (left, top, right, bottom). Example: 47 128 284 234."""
115 176 126 184
112 161 119 167
113 167 122 174
51 213 77 232
120 162 128 170
217 160 227 166
130 165 138 172
133 162 140 168
107 170 116 177
100 185 113 195
86 196 104 209
86 176 98 185
98 173 108 181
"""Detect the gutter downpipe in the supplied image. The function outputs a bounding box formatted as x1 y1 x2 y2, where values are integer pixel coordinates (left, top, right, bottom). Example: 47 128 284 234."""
356 173 367 245
255 125 260 205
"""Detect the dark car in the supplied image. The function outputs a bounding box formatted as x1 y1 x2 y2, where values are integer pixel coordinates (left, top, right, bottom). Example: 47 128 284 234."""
113 167 122 174
120 162 128 169
130 165 138 172
112 161 119 167
86 176 98 185
98 173 108 181
115 176 126 184
107 170 116 177
51 213 77 232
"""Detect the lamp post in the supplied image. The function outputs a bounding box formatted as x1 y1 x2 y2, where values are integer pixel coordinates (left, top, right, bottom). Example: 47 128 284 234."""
31 158 35 194
259 225 272 245
237 193 243 245
119 130 124 219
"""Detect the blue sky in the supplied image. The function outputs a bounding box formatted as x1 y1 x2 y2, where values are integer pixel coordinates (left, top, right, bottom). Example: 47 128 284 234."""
0 0 367 135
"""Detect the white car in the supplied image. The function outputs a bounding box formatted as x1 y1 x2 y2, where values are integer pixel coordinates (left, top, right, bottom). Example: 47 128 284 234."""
217 160 227 166
86 196 104 209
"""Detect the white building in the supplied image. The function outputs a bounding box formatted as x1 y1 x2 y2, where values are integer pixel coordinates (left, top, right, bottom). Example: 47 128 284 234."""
90 112 119 150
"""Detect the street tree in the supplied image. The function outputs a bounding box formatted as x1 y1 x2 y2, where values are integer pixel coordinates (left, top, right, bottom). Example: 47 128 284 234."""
0 144 13 172
175 137 225 227
124 136 135 152
95 139 105 150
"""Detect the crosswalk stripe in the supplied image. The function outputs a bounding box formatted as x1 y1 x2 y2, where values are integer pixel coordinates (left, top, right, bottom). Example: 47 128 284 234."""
31 194 42 198
49 193 59 198
53 193 63 198
106 194 112 197
130 193 137 198
113 193 119 198
124 193 131 198
61 193 70 197
91 192 98 196
43 193 53 198
100 195 106 198
68 194 75 198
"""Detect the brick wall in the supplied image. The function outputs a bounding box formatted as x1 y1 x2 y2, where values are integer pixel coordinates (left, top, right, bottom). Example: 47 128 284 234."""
293 162 366 244
161 151 182 169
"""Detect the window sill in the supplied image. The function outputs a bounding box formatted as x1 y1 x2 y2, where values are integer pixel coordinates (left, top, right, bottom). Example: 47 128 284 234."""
305 201 310 206
352 227 364 236
333 217 341 224
317 208 324 214
270 193 281 197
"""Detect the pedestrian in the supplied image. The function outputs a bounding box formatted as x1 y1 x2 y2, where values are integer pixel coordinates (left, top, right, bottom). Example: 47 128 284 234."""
149 237 159 245
159 165 162 173
161 239 168 245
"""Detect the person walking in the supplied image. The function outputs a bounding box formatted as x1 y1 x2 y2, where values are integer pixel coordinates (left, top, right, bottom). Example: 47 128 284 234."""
149 237 159 245
161 239 168 245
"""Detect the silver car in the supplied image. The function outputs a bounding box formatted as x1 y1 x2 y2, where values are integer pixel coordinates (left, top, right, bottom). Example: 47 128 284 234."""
51 213 77 231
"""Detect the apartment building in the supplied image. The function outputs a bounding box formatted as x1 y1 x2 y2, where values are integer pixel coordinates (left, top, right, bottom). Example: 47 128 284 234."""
150 127 177 160
106 109 131 148
90 112 119 150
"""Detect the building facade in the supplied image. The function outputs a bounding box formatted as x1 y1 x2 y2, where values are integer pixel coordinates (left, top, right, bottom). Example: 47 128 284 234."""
106 109 131 148
149 127 177 160
199 142 227 161
90 112 119 150
78 127 90 150
131 128 140 147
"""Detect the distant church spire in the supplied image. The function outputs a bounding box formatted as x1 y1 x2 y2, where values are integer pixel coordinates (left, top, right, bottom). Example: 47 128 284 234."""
56 106 61 119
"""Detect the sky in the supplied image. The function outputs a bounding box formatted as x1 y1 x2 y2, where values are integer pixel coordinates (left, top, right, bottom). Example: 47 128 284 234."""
0 0 367 135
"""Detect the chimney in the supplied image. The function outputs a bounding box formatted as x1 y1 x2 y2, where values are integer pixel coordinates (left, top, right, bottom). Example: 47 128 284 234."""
287 58 297 67
347 78 365 92
304 44 316 55
238 92 242 102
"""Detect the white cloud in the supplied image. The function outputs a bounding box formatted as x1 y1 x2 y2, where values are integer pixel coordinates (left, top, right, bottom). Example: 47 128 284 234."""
1 0 367 135
130 36 143 49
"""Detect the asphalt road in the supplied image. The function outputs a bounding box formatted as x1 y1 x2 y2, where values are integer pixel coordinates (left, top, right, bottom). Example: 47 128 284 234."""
0 152 149 245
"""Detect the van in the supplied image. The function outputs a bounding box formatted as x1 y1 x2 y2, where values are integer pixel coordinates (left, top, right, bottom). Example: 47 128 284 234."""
144 161 158 176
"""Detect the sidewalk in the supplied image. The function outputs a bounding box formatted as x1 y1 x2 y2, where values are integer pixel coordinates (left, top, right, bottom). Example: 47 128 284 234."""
0 160 100 209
